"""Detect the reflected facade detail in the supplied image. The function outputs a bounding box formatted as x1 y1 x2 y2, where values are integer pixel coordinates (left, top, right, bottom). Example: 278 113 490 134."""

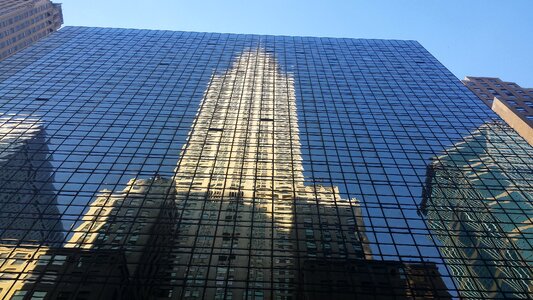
171 50 371 299
1 176 177 299
65 176 177 299
421 122 533 299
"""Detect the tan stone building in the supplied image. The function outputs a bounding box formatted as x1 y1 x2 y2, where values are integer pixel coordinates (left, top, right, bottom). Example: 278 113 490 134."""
462 76 533 145
0 0 62 60
65 176 178 299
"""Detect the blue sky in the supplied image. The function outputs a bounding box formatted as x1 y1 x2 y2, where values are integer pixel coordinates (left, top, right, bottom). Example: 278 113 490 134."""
59 0 532 86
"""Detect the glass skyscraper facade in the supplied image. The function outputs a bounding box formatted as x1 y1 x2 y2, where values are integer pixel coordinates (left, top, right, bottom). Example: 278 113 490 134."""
0 27 531 299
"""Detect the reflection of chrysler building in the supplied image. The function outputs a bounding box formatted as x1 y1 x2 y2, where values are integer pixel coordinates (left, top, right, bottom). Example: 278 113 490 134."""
171 50 369 300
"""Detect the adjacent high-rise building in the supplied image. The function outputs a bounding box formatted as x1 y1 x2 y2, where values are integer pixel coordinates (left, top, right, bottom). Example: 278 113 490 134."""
0 0 63 61
462 76 533 145
0 27 531 299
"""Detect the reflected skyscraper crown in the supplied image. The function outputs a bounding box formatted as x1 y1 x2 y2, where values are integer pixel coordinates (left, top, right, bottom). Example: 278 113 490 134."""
170 49 389 300
175 49 303 197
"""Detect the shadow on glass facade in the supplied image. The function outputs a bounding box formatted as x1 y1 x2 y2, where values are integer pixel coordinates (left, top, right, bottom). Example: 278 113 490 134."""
0 27 530 299
0 116 63 246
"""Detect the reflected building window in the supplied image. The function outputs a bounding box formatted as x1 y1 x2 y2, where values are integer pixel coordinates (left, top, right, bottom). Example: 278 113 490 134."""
421 122 533 299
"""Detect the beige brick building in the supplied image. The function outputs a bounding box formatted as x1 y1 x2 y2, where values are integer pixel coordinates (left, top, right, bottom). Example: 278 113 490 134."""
0 0 62 60
463 76 533 146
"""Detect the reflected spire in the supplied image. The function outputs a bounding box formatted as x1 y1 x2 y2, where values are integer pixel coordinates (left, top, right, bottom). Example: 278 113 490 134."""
171 49 370 299
175 49 305 202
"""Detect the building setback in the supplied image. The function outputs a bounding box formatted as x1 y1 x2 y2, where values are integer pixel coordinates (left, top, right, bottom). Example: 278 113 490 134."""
0 27 531 299
0 176 177 299
0 0 62 61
